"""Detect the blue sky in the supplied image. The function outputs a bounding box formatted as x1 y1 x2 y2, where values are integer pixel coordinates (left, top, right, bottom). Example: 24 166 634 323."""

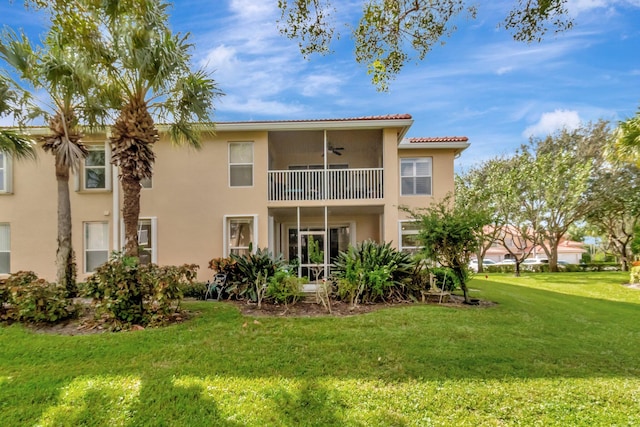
2 0 640 169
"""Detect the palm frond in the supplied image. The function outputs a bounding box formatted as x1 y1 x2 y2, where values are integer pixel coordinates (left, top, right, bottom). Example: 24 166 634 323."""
0 130 37 160
613 110 640 165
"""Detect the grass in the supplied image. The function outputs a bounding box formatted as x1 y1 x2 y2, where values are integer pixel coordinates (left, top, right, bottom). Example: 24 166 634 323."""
1 272 639 426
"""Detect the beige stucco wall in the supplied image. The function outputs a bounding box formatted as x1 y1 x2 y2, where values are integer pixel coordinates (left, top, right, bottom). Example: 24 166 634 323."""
138 131 271 280
1 124 461 283
0 140 114 280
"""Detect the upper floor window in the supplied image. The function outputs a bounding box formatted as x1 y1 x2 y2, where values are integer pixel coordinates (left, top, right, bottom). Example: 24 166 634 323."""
0 223 10 274
400 158 432 196
84 146 108 190
229 142 253 187
0 153 6 192
0 153 11 193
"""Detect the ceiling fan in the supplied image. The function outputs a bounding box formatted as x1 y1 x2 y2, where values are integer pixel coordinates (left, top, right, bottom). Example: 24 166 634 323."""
325 144 344 156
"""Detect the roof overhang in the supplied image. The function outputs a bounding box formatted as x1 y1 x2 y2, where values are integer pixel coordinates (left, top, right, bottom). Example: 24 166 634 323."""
210 116 414 143
398 139 470 155
9 115 415 143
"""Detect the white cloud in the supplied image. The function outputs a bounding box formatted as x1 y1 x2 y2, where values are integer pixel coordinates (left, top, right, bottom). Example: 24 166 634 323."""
228 0 277 21
567 0 609 15
522 110 582 138
496 66 513 75
301 74 343 97
218 95 304 116
190 0 361 118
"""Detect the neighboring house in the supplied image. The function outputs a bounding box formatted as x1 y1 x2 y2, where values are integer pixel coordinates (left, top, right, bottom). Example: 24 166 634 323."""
0 114 469 281
484 231 586 264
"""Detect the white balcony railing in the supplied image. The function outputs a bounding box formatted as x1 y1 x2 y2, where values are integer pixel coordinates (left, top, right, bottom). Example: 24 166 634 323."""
268 168 383 201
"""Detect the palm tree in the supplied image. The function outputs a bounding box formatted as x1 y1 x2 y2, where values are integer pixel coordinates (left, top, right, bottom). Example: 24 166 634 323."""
85 0 221 258
0 76 36 160
0 29 100 295
613 109 640 166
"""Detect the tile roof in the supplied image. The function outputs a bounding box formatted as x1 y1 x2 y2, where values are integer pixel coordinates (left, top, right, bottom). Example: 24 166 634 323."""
218 114 413 124
408 136 469 143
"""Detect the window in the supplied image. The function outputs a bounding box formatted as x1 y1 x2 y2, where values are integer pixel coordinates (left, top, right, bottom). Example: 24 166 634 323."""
0 153 11 193
400 158 432 196
399 221 422 254
119 218 157 265
0 224 10 274
84 222 109 273
225 216 257 257
137 218 156 265
83 144 111 190
229 142 253 187
0 153 5 192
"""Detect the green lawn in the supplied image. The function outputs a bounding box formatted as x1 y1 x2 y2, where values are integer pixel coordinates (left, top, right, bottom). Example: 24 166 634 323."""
1 272 639 426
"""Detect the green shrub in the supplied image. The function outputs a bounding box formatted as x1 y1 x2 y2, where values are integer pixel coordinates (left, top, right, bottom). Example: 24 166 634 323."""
630 266 640 284
429 267 460 291
85 253 197 329
484 264 514 274
207 257 243 300
332 240 415 305
2 271 77 323
180 281 208 300
266 270 304 305
229 248 286 302
578 262 621 272
0 277 9 320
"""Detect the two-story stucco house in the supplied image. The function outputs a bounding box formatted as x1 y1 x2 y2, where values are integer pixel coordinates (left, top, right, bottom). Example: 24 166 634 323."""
0 114 469 282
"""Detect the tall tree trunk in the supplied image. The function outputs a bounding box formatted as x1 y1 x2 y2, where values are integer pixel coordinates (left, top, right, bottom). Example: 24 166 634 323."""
55 163 76 297
122 174 141 258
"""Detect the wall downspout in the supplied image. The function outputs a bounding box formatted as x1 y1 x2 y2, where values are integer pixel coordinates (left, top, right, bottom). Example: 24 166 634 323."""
112 164 119 252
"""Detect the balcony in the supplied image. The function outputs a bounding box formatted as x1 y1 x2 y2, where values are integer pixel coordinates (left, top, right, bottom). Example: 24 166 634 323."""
268 168 383 201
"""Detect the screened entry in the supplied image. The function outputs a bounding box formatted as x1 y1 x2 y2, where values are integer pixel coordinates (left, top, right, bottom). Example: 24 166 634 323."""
269 206 383 282
288 226 350 281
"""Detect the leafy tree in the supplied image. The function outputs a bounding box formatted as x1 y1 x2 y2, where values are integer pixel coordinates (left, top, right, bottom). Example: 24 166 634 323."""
521 122 607 271
0 75 36 160
455 160 504 273
492 153 545 276
457 156 544 277
278 0 573 90
38 0 223 259
0 26 102 295
405 197 490 303
586 163 640 271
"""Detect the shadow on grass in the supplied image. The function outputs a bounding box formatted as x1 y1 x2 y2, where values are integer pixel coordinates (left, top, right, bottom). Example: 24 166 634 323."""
2 278 640 425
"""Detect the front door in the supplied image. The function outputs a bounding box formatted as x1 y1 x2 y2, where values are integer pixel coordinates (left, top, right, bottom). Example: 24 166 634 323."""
299 231 326 282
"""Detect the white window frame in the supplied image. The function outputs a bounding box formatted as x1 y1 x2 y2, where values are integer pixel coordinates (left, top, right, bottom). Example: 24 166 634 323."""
84 222 110 273
0 153 13 194
119 217 158 264
228 142 254 187
400 157 432 196
79 143 112 191
223 215 258 257
0 223 10 274
398 220 423 254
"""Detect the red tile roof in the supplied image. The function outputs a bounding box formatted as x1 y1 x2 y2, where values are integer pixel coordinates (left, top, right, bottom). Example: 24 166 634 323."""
218 114 413 124
408 136 469 143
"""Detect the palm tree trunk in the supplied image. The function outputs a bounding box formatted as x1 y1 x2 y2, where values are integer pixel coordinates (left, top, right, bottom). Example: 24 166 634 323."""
55 163 76 296
122 174 141 258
